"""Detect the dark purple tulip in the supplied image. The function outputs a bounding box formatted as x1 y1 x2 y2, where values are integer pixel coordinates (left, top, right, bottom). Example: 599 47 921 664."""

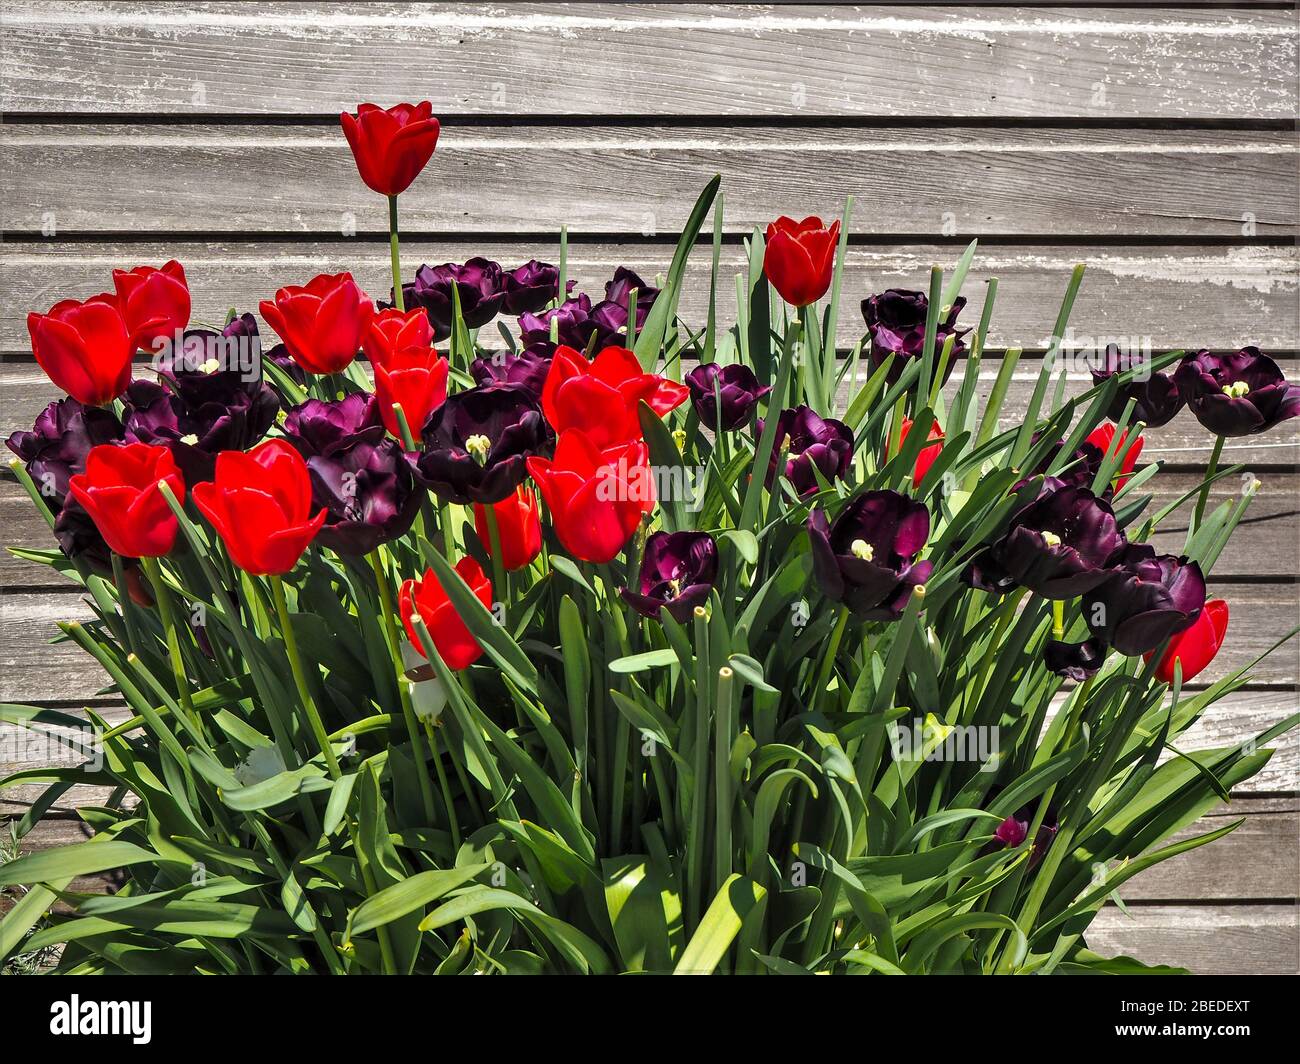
6 397 124 510
306 436 424 555
502 260 569 316
1083 543 1205 656
470 347 553 403
518 293 608 355
590 267 661 342
862 289 968 385
1174 347 1300 437
1028 433 1105 493
52 496 116 571
1090 344 1184 428
283 393 385 457
763 406 854 497
1044 637 1106 681
961 550 1018 596
415 384 548 504
685 362 772 431
397 259 506 340
621 531 718 623
993 804 1058 867
987 483 1125 599
604 267 661 316
123 373 279 483
808 489 933 621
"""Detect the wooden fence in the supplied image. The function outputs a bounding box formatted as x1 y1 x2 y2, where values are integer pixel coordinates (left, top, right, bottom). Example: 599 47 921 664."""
1 2 1297 973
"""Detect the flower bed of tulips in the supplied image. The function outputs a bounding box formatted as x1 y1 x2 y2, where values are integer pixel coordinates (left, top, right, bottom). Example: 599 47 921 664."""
2 102 1298 976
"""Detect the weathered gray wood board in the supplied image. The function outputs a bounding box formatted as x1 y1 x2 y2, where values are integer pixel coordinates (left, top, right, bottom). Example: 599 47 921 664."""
3 126 1295 238
4 242 1297 354
3 4 1296 118
1 1 1296 975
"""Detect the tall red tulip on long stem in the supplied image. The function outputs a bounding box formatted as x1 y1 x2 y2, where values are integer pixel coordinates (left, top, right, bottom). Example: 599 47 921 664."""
340 102 442 313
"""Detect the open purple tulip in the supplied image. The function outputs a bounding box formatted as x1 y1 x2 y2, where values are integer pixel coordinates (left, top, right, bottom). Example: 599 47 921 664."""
470 347 553 403
1174 347 1300 437
1083 543 1205 656
808 489 932 620
284 393 385 455
1044 637 1107 681
519 293 607 355
763 405 854 497
397 259 506 339
862 289 968 385
123 372 279 484
987 482 1125 599
1090 344 1184 428
282 393 423 554
502 260 568 316
415 384 548 504
307 437 424 555
7 397 124 510
621 531 718 623
685 362 772 431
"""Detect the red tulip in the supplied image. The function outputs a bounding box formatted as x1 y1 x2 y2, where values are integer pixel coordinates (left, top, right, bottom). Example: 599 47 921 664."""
541 345 688 449
192 439 326 575
113 260 191 354
1147 600 1228 684
374 348 450 440
69 443 184 558
362 307 434 369
399 557 491 670
889 416 945 484
527 430 652 563
474 485 542 571
1086 423 1144 488
259 272 374 375
27 296 134 407
763 215 840 308
340 102 441 198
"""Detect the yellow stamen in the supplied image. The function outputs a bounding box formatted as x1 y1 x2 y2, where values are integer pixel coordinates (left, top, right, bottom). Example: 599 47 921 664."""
1223 381 1250 398
850 539 874 561
465 433 491 464
199 357 221 375
180 433 200 446
1041 530 1062 548
671 429 687 452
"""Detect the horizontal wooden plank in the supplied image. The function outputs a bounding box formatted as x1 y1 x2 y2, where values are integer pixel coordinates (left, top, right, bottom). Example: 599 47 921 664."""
3 4 1295 119
1088 904 1298 974
4 240 1296 351
1120 798 1299 903
4 125 1295 238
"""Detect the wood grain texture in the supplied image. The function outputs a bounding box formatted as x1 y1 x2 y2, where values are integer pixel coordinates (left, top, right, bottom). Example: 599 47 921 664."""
1088 904 1298 975
3 3 1296 119
3 125 1295 238
4 241 1296 352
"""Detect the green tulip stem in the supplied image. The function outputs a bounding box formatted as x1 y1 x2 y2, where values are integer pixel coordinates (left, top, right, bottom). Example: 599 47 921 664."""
811 606 850 713
270 574 341 780
388 194 404 312
1051 599 1065 641
1193 434 1225 533
112 553 143 657
369 548 437 826
481 504 509 606
422 717 462 849
686 605 712 931
886 391 907 467
713 665 735 898
140 554 203 744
